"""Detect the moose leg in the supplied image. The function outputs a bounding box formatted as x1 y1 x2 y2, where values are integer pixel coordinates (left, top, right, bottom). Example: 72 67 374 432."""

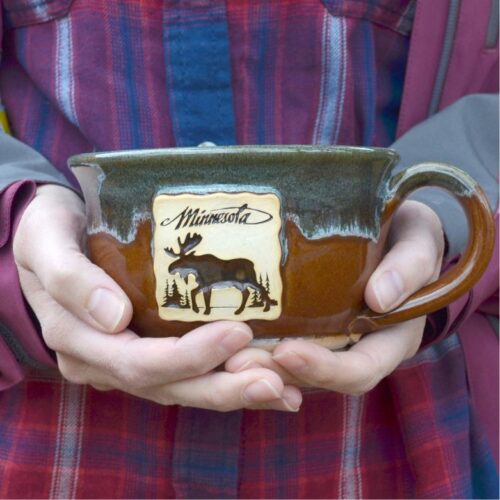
235 288 250 315
203 288 212 315
260 287 271 312
191 286 201 313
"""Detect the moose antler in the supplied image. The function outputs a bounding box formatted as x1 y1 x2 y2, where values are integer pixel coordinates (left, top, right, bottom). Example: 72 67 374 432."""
165 233 202 258
164 244 180 258
178 232 202 254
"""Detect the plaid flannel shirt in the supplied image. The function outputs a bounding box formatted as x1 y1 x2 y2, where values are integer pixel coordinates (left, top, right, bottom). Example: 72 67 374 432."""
0 0 497 498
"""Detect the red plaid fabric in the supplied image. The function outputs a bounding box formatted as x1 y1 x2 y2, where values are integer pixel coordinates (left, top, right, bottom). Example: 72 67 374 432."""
0 336 495 498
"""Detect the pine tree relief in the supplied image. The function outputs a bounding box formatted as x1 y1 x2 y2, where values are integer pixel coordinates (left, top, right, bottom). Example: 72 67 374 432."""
162 278 188 308
162 279 170 307
181 289 191 309
250 287 262 307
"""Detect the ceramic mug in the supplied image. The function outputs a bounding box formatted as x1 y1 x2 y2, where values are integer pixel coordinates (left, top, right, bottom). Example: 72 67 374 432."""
69 146 495 350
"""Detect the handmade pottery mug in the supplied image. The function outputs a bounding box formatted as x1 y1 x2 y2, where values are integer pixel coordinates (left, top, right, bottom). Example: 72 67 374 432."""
69 146 495 349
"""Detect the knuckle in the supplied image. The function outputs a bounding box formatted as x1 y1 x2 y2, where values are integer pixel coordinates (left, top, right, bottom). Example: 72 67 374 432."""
420 202 442 230
58 357 87 385
41 312 74 351
14 207 44 255
345 355 384 396
348 374 379 396
39 320 57 348
41 324 60 351
109 346 161 391
110 357 146 390
45 261 78 298
410 244 436 277
12 230 27 264
401 200 441 229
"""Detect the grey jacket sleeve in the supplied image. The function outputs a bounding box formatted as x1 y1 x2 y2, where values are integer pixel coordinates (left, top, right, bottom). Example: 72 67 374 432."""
391 94 499 258
0 132 73 191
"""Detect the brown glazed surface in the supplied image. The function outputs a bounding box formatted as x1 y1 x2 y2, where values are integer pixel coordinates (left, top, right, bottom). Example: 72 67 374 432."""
72 148 495 341
87 207 396 339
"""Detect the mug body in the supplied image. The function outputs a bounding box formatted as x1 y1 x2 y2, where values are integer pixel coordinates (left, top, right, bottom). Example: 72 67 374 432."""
70 146 399 347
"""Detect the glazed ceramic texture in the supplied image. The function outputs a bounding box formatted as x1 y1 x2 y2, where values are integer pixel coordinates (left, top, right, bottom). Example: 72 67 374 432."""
70 146 398 243
70 146 495 348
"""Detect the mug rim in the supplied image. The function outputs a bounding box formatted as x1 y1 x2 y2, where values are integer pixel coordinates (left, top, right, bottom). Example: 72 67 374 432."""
68 145 399 169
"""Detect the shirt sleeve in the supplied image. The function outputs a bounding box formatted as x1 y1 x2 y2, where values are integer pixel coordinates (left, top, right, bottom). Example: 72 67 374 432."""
0 180 58 391
0 133 74 390
0 131 75 190
391 93 499 258
390 93 499 346
0 0 70 387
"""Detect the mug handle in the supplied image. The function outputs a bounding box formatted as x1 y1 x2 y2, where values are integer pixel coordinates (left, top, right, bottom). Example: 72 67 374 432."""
349 162 495 334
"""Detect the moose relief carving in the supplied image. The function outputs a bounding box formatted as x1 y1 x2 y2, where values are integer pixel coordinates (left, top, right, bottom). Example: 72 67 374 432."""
164 233 278 315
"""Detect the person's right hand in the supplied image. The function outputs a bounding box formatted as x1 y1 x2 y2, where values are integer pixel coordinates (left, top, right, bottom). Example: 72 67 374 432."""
13 184 302 412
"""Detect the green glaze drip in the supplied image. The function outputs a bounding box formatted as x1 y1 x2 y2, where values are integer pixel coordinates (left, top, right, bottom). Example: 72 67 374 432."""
69 145 398 243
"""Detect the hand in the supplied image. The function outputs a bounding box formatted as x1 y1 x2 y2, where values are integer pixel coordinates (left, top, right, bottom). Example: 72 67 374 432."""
226 201 445 395
13 184 302 411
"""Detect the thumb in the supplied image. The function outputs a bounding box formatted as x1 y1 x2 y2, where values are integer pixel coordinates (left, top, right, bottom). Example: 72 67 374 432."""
364 201 444 313
14 184 133 333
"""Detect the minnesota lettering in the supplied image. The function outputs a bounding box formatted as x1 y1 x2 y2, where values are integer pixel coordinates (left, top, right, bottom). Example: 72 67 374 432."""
161 203 272 230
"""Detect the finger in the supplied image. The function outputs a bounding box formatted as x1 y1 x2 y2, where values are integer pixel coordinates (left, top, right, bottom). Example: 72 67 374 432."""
271 317 424 394
32 280 273 406
365 201 444 313
58 351 302 412
24 272 258 386
250 386 303 412
211 385 303 412
144 368 302 412
225 347 305 386
55 353 115 393
14 185 133 333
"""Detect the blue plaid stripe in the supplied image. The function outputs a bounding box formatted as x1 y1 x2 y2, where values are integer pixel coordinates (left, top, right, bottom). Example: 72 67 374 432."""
470 409 500 499
163 0 236 146
172 408 242 498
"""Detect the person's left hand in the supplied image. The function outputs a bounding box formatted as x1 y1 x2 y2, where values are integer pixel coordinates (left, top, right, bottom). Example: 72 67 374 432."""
225 201 445 395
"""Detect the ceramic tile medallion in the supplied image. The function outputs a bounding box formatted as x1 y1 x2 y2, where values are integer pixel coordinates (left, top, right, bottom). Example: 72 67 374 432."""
153 192 282 322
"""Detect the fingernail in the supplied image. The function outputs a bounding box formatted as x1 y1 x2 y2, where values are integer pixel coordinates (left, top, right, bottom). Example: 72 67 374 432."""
281 388 302 412
220 326 253 353
281 400 301 412
373 270 404 311
243 379 281 403
272 351 307 371
86 288 125 331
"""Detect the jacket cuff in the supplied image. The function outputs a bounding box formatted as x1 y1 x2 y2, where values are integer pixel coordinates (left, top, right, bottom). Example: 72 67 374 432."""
0 180 57 391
